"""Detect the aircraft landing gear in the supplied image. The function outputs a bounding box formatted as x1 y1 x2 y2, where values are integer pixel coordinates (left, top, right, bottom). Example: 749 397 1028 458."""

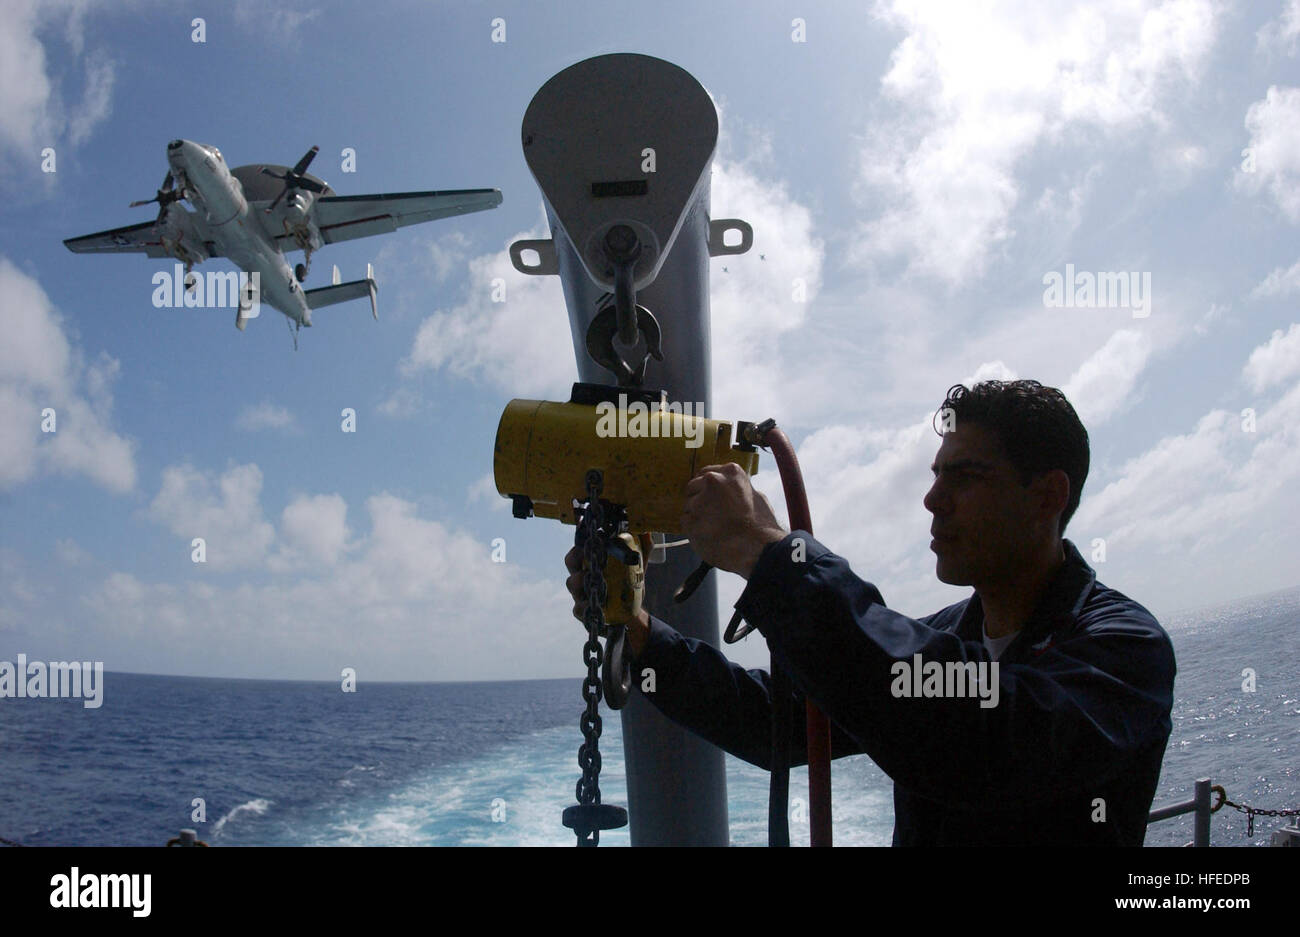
297 243 314 282
284 221 315 283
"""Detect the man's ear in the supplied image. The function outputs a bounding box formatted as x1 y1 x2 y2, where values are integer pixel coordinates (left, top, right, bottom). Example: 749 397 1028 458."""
1032 469 1071 526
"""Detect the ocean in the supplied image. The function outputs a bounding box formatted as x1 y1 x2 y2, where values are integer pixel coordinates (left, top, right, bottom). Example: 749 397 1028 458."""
2 586 1296 847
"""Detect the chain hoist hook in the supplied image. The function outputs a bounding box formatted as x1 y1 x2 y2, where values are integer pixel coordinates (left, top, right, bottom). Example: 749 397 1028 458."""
585 302 663 386
585 225 662 386
603 624 633 710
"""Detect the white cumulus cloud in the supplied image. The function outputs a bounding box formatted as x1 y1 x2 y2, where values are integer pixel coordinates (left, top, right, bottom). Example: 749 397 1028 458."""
1063 329 1151 425
148 463 276 570
1069 327 1300 606
1235 85 1300 222
401 219 575 398
1251 258 1300 299
273 492 350 569
1242 322 1300 393
0 0 117 167
84 491 577 680
236 401 298 432
1257 0 1300 53
0 257 135 492
856 0 1217 283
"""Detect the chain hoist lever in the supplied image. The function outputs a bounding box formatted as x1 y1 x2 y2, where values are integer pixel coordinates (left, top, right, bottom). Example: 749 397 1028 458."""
673 561 712 604
673 564 749 641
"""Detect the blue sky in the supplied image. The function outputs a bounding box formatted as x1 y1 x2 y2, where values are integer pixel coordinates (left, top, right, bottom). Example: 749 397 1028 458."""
2 0 1299 680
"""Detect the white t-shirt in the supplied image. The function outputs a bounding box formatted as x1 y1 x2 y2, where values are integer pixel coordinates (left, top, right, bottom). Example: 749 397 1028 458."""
982 625 1020 661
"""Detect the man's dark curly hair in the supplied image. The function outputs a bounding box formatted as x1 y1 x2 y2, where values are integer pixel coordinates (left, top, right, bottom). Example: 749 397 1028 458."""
933 380 1090 535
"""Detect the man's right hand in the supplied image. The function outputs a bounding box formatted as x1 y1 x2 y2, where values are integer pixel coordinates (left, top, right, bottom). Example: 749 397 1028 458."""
565 540 652 657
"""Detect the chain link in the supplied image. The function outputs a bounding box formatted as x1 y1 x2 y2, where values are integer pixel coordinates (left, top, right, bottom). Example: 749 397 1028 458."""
1210 784 1299 838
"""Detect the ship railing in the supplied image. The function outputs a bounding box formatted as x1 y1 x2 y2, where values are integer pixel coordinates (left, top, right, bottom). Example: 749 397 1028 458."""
1147 777 1214 846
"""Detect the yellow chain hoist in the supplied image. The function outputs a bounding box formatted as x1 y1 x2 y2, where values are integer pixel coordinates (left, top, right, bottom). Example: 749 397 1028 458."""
494 381 761 636
494 383 759 532
493 381 761 844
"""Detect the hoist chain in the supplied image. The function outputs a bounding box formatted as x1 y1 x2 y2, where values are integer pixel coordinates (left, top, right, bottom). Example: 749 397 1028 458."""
561 468 628 846
577 469 607 824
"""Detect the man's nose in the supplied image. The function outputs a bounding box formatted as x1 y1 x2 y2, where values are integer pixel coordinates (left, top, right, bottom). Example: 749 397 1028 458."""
923 479 945 515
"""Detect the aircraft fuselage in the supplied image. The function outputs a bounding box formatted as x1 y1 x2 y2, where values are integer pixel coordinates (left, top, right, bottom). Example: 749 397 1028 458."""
166 139 314 326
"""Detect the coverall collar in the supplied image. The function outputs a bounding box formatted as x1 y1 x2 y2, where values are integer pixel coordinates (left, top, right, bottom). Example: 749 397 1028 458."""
953 539 1097 659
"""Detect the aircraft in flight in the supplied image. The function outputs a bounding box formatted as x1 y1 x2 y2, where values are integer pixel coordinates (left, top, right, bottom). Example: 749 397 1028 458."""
64 140 502 341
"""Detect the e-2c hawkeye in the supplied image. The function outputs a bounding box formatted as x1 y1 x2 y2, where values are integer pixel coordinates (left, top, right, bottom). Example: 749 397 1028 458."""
64 140 502 338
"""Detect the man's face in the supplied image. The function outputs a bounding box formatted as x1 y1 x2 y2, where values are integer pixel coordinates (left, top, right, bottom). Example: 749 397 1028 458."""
923 423 1043 587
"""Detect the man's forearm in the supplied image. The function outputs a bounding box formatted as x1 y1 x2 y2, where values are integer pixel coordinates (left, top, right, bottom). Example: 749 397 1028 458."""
627 610 869 770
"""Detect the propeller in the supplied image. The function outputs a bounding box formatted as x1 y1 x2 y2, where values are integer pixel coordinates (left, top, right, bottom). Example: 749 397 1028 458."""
261 145 325 213
130 172 183 226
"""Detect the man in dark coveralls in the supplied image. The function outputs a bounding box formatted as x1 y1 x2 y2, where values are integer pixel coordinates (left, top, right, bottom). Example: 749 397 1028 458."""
565 380 1176 845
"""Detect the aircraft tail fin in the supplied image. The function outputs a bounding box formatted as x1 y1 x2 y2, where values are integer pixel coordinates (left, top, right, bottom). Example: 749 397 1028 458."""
304 264 377 319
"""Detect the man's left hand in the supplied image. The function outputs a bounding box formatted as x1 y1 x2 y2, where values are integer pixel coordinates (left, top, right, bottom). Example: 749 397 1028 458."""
680 463 787 579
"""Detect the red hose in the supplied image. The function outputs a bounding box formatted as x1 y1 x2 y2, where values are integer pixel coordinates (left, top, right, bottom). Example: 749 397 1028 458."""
762 427 832 848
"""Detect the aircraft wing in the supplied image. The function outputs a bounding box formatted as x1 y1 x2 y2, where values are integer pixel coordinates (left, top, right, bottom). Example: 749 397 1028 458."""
63 213 215 259
310 188 502 245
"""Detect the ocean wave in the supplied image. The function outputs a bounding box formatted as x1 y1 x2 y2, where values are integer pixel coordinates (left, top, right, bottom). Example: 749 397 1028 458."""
305 721 621 846
213 797 273 834
299 717 896 846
